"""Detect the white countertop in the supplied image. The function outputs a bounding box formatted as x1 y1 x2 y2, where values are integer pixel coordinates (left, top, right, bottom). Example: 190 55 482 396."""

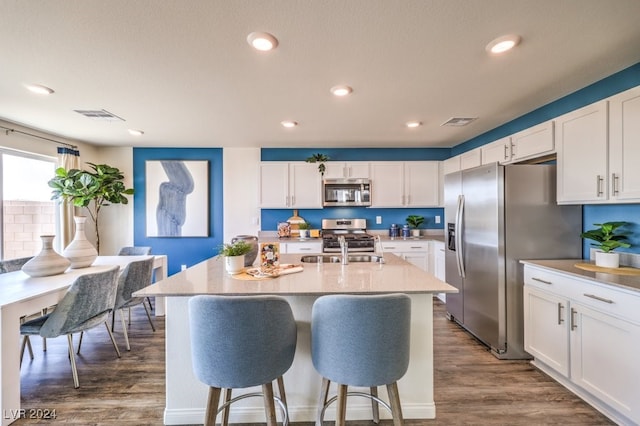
135 252 457 297
521 259 640 292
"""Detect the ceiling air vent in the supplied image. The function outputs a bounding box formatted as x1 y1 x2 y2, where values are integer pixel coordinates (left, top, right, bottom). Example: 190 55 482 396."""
74 109 125 122
441 117 478 127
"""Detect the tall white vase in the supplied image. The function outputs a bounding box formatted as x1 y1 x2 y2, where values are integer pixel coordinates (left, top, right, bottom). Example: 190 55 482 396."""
21 235 71 277
63 216 98 269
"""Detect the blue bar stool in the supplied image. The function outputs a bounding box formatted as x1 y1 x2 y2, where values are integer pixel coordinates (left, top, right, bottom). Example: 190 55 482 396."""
188 295 297 426
311 293 411 426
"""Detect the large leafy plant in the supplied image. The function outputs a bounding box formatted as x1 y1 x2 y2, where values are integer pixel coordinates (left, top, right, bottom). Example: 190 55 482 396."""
580 221 631 253
48 163 134 253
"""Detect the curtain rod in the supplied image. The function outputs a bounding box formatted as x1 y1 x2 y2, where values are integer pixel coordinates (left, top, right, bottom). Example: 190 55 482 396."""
1 125 78 149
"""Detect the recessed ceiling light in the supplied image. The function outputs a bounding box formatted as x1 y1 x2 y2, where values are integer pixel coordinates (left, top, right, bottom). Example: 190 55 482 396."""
406 121 422 128
485 34 521 54
330 85 353 97
281 120 298 128
247 32 278 51
128 129 144 136
25 84 54 95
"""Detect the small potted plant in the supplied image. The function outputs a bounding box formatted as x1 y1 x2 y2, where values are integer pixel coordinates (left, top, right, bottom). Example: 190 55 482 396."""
218 240 252 274
581 221 631 268
298 222 311 239
406 215 425 238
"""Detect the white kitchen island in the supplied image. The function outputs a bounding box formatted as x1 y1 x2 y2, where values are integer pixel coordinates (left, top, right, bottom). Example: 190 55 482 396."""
134 253 457 425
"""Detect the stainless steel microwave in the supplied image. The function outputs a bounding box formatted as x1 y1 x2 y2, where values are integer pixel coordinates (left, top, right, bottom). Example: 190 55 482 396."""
323 178 371 207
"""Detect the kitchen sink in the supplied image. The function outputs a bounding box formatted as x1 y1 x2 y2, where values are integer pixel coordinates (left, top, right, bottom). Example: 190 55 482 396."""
300 254 384 263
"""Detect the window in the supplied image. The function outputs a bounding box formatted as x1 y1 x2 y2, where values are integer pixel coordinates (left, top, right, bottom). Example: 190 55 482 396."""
1 151 57 259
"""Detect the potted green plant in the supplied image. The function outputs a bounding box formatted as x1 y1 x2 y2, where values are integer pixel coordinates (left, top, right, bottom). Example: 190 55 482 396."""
406 215 425 237
581 221 631 268
298 222 311 239
218 240 252 274
48 163 134 254
305 153 330 176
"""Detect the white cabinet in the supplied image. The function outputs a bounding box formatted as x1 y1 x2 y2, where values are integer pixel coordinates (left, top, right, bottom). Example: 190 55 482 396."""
557 87 640 204
523 264 640 425
323 162 370 179
432 240 446 302
259 162 322 208
481 136 512 165
556 100 609 203
523 285 570 376
280 241 322 254
481 121 555 166
370 161 439 207
443 149 482 175
378 240 430 271
608 85 640 201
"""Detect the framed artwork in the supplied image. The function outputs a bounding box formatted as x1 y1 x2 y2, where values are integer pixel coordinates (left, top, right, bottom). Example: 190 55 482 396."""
145 160 209 237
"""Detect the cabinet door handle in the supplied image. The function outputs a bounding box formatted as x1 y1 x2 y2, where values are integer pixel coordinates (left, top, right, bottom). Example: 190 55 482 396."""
299 247 312 251
285 196 290 206
596 175 604 197
583 293 614 304
532 277 552 285
504 144 510 160
510 143 515 158
291 195 295 205
557 302 564 325
612 173 620 196
570 308 578 331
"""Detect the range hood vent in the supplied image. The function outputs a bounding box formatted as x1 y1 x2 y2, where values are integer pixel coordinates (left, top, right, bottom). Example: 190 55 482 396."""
441 117 478 127
74 109 125 122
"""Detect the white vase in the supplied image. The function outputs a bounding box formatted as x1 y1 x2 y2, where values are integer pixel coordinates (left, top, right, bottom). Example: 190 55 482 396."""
22 235 71 277
411 229 421 237
299 229 309 239
225 255 245 274
63 216 98 269
595 251 620 268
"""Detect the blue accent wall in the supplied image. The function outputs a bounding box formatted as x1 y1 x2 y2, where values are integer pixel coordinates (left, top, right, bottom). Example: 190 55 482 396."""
261 208 444 232
582 204 640 256
261 148 450 161
133 148 223 275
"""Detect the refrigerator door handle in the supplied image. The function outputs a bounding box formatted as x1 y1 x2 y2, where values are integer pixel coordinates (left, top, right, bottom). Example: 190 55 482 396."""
455 194 466 278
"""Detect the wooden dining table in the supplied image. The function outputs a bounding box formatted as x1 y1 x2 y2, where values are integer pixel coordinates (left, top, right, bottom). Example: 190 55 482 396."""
0 255 167 426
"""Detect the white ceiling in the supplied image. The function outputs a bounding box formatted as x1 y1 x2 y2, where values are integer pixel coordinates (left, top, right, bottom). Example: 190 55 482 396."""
1 0 640 149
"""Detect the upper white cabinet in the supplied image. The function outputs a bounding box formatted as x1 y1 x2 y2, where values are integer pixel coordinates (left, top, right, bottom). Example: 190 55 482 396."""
609 85 640 201
323 162 370 179
259 162 322 208
557 86 640 204
442 148 481 176
370 161 440 207
481 136 512 165
556 100 609 203
481 121 555 165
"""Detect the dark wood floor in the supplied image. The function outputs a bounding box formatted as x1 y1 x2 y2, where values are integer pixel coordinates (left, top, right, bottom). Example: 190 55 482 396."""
15 298 614 425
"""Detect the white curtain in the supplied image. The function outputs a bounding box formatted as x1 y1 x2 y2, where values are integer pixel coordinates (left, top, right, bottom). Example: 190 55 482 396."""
56 147 81 249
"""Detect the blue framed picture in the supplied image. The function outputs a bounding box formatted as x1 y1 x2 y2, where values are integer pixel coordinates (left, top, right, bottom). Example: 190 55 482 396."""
145 160 209 237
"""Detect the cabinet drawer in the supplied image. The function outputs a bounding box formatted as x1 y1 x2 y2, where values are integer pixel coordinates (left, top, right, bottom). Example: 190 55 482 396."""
284 242 322 254
525 266 640 324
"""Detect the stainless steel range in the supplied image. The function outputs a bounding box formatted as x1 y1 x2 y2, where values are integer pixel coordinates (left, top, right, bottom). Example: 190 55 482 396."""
321 218 375 253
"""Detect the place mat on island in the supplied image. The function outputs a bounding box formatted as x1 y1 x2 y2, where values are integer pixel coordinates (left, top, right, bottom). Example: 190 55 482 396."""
574 262 640 276
232 264 304 281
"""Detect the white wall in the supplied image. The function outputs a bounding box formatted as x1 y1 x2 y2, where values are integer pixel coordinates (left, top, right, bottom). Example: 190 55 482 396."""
95 146 134 254
223 148 260 242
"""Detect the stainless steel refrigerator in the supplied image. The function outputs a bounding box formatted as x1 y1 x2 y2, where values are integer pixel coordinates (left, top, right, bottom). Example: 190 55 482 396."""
444 163 582 359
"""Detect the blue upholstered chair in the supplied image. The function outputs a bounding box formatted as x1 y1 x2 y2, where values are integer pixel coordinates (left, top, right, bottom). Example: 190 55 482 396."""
117 246 152 256
112 257 155 350
311 293 411 426
188 295 297 426
19 266 121 388
117 246 154 311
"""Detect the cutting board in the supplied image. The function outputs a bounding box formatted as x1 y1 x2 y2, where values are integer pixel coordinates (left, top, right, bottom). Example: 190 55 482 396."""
287 209 305 237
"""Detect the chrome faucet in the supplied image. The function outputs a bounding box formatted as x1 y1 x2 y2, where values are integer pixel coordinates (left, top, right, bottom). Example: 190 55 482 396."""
339 235 348 265
376 235 385 263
